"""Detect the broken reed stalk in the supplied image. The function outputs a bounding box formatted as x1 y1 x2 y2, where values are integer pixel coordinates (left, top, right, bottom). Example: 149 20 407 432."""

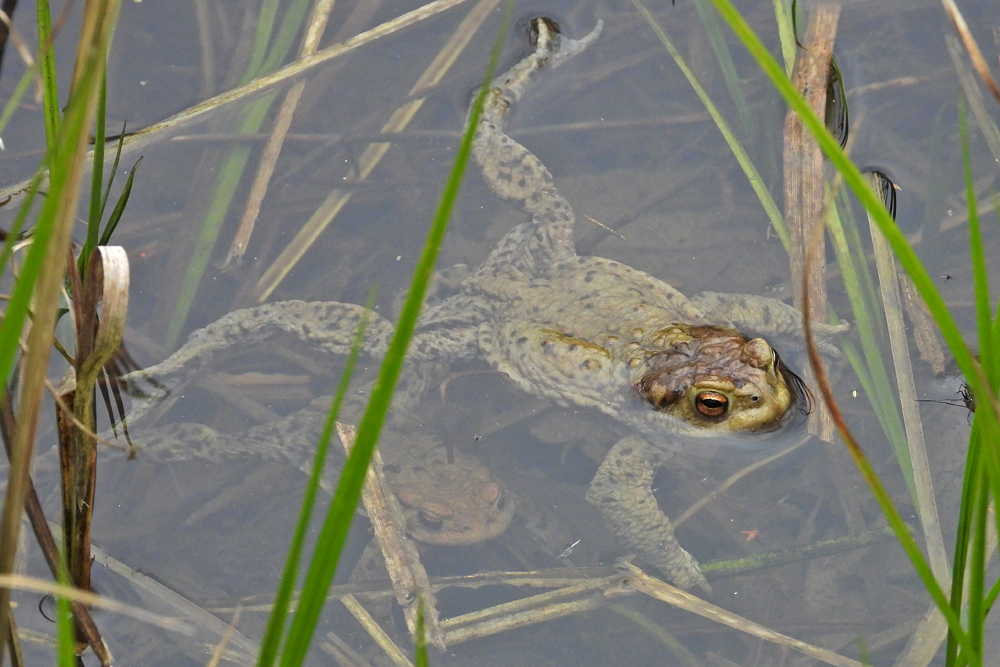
782 2 839 440
0 392 111 666
335 422 444 649
57 248 128 609
619 562 865 667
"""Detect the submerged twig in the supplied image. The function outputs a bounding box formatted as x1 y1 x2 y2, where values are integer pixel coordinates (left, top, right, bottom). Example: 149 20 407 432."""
222 0 337 267
253 0 503 301
939 0 1000 108
620 562 865 667
336 422 444 648
341 594 414 667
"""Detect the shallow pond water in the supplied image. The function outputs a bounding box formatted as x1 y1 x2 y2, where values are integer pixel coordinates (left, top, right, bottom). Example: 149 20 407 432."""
2 0 999 664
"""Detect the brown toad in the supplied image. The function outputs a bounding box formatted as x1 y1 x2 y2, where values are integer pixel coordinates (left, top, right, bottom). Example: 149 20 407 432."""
129 397 514 546
124 19 845 590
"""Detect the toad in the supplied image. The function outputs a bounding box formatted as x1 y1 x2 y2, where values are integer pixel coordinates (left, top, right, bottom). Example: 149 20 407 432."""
124 19 845 590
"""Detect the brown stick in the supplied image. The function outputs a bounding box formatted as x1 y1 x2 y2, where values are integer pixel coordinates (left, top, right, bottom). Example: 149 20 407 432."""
336 422 445 649
0 391 111 665
783 3 840 440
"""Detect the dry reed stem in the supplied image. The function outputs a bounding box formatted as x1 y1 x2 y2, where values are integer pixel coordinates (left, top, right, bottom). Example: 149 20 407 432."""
253 0 503 301
320 630 374 667
783 3 839 441
204 606 242 667
868 196 950 586
88 535 260 658
223 0 338 267
945 33 1000 166
439 575 620 630
443 597 605 645
620 562 865 667
341 594 414 667
940 0 1000 107
336 422 444 648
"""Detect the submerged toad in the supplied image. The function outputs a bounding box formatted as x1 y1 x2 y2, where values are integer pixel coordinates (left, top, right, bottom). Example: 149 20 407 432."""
124 19 844 590
130 397 514 546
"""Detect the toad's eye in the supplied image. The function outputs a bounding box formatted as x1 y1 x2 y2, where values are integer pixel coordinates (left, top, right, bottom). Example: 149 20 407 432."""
417 511 445 532
695 391 728 418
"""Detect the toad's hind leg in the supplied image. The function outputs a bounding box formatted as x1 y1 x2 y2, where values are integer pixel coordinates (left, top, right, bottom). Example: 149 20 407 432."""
472 19 602 278
121 300 395 425
586 435 711 591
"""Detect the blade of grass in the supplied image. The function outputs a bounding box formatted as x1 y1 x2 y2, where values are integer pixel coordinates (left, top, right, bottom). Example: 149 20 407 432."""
82 72 108 279
55 566 76 667
35 0 60 149
945 99 995 667
826 186 914 503
415 602 429 667
98 156 143 246
276 6 514 664
959 99 994 387
691 0 755 140
0 169 44 279
255 292 375 667
773 0 796 76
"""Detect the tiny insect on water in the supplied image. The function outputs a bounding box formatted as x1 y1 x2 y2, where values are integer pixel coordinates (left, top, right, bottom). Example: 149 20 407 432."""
917 381 975 424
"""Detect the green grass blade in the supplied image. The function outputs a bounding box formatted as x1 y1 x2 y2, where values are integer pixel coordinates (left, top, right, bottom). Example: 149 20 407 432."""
0 65 41 139
992 201 1000 383
100 123 128 219
414 602 429 667
827 184 914 503
242 0 282 84
960 100 994 383
773 0 796 76
35 0 60 149
0 170 45 280
81 72 108 279
164 93 273 349
98 156 143 246
691 0 756 140
634 0 790 251
256 294 374 667
55 572 75 667
260 0 314 73
947 421 982 666
276 6 514 664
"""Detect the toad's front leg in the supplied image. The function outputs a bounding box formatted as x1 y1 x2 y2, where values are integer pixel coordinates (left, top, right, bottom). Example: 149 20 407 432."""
585 435 710 592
